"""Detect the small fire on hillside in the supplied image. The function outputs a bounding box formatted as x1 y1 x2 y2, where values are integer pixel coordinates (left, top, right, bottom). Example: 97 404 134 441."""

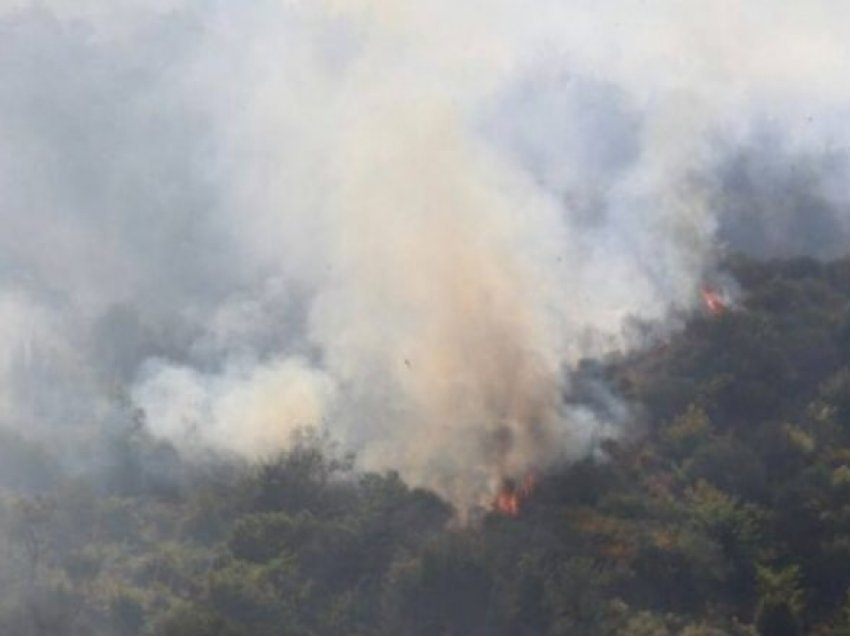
701 286 727 316
493 473 536 517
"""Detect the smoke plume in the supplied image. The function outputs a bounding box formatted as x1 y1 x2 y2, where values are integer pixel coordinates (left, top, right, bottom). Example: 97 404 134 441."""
1 0 850 508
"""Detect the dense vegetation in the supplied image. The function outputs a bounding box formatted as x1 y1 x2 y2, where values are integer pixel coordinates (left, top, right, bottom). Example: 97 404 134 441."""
4 256 850 635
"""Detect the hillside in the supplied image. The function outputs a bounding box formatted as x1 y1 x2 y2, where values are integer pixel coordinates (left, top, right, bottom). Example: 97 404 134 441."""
3 256 850 635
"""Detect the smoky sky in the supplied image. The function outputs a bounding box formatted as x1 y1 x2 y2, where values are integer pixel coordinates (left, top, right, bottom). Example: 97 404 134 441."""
1 0 850 507
713 129 850 260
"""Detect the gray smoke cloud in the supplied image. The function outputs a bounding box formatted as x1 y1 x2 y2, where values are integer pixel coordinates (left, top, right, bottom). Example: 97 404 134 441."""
1 0 850 508
713 130 850 260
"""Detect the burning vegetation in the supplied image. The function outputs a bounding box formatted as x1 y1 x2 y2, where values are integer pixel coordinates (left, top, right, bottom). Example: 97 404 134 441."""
701 286 728 316
493 473 537 517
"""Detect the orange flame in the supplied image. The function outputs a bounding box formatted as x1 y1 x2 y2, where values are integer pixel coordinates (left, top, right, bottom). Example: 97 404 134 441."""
701 286 726 316
495 489 521 516
493 473 536 517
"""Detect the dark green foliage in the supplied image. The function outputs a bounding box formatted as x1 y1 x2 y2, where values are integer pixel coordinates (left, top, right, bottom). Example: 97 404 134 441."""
754 565 804 635
383 536 493 636
686 438 767 500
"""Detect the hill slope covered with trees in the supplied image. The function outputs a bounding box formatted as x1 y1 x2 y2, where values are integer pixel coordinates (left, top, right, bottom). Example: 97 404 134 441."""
3 256 850 635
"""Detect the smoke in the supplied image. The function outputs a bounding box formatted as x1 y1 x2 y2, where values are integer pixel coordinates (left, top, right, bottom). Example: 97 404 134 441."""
1 1 850 508
135 356 335 458
713 130 850 260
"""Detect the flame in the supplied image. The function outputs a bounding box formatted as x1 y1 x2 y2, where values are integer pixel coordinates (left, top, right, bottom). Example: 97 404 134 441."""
495 489 520 516
701 286 726 316
493 473 536 517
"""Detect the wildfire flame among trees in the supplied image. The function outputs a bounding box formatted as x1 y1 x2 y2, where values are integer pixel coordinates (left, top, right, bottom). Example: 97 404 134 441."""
701 286 727 316
493 473 537 517
490 286 729 519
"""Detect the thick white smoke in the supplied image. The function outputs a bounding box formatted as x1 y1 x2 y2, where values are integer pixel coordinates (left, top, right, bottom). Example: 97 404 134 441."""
1 0 850 507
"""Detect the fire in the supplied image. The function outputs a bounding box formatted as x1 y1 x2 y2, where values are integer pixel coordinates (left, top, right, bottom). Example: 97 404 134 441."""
493 473 536 517
701 286 726 316
495 489 521 516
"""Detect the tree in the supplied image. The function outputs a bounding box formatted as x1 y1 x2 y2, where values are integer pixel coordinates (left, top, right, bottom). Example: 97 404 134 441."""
754 565 804 636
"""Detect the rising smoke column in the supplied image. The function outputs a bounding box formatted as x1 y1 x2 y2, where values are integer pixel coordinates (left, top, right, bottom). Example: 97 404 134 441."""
137 1 591 507
1 1 850 510
134 0 719 508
